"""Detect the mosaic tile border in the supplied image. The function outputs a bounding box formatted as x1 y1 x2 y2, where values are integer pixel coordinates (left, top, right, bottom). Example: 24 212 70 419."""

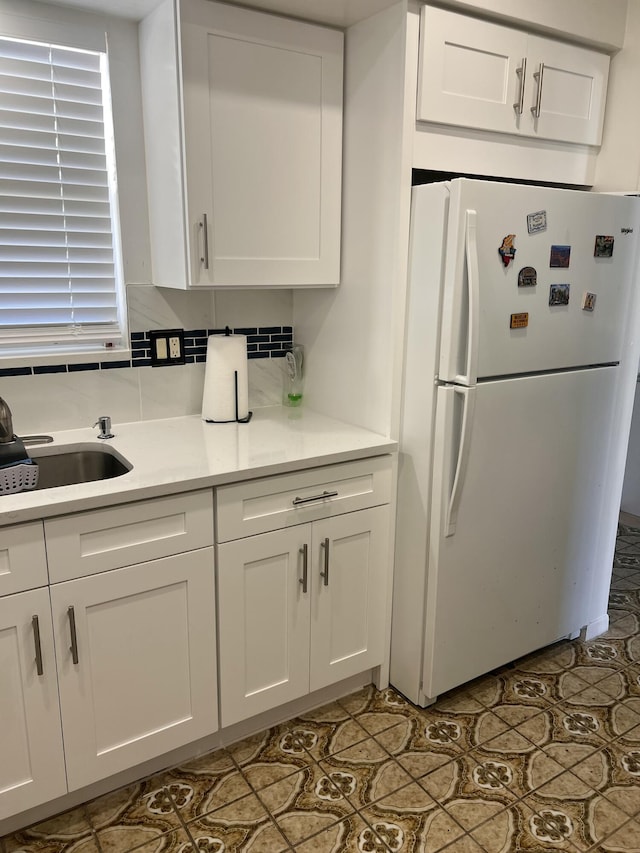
0 326 294 377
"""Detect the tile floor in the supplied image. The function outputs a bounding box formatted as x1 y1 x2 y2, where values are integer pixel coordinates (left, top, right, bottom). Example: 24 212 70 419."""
4 521 640 853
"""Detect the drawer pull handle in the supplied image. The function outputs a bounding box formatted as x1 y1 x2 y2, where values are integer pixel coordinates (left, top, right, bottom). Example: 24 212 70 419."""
68 606 79 665
299 543 309 593
320 537 330 586
32 615 44 676
292 490 338 506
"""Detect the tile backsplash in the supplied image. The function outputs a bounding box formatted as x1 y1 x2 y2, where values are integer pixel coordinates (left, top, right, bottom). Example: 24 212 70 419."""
0 325 294 436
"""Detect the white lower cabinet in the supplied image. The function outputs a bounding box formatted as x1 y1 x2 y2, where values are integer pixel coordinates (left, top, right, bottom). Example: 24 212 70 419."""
217 505 389 727
50 548 218 792
0 588 66 821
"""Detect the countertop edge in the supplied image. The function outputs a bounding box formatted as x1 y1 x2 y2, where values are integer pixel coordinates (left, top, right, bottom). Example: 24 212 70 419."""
0 417 397 526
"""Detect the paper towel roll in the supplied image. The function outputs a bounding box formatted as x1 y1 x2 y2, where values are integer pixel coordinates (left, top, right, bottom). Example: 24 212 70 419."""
202 334 249 422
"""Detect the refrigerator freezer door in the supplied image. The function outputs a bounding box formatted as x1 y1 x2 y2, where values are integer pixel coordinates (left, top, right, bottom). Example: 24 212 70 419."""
437 180 640 382
423 367 617 701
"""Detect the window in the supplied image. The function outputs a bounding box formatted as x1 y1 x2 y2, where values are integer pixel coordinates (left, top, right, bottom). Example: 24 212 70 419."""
0 34 127 359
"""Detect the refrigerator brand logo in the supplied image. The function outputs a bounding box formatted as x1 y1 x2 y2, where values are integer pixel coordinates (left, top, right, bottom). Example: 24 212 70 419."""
621 228 634 234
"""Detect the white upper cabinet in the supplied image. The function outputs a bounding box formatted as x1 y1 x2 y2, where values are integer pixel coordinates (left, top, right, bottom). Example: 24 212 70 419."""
139 0 343 289
418 6 610 147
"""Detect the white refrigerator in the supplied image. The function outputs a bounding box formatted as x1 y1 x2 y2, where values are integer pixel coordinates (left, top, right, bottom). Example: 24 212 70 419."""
391 178 640 707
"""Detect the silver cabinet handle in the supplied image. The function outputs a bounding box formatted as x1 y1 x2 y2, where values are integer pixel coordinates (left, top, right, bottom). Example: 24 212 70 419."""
512 57 527 115
292 490 338 507
531 62 545 118
32 615 43 676
67 606 79 665
320 537 330 586
299 543 308 593
199 213 209 270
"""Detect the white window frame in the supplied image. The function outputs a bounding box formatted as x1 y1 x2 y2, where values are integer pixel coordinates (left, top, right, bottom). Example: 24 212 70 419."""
0 17 128 368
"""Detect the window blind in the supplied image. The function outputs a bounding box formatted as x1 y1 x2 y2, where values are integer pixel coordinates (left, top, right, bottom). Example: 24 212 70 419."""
0 35 126 353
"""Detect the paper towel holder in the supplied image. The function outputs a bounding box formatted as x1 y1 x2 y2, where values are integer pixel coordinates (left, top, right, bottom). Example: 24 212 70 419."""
204 369 253 424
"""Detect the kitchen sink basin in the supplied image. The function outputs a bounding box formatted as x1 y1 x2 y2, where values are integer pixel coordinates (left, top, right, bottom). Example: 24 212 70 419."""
29 445 132 490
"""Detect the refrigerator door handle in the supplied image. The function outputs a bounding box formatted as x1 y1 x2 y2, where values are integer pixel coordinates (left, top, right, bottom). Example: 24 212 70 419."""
462 209 480 386
445 385 476 537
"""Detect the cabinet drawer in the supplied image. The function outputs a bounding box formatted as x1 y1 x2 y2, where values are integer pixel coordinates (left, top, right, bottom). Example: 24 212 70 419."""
46 490 214 582
216 456 392 542
0 521 47 596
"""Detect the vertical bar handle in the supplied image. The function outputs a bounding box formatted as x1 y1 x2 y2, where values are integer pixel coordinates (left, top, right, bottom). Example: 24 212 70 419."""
320 537 330 586
200 213 209 270
67 606 79 665
512 57 527 115
299 543 308 593
463 210 480 386
32 615 43 676
445 386 476 537
531 63 545 118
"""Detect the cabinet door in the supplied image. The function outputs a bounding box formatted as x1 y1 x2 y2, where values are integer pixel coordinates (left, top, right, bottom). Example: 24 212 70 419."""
0 589 67 820
310 506 389 691
51 549 218 791
418 6 528 134
526 35 609 145
181 0 343 287
217 527 310 727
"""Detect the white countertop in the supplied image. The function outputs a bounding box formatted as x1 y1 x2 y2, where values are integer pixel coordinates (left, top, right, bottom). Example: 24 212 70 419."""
0 407 397 526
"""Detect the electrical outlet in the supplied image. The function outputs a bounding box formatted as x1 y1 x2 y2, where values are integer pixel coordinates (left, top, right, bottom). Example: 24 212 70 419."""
149 329 185 367
169 336 182 359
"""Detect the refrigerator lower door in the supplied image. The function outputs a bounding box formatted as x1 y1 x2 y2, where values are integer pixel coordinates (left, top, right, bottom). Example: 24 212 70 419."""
423 367 617 701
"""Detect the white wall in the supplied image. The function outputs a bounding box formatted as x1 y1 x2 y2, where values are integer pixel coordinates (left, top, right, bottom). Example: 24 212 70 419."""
292 1 410 437
593 2 640 192
435 0 627 51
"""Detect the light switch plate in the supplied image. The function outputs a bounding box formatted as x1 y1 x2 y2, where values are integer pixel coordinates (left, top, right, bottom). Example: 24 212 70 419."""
149 329 185 366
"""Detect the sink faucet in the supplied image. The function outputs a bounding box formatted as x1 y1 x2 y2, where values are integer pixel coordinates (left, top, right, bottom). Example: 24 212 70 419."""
94 415 114 440
0 397 14 444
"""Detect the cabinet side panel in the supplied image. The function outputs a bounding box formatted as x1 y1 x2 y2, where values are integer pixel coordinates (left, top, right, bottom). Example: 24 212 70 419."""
139 0 189 288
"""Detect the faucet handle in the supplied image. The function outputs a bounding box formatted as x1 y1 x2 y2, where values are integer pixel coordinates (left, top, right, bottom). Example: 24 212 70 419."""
94 416 114 440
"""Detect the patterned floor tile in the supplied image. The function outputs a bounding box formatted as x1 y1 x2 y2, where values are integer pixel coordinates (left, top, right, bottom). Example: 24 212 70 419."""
467 742 569 805
3 808 99 853
83 779 184 846
338 686 426 738
287 716 370 762
226 724 317 791
574 637 635 669
358 787 465 853
417 754 518 833
254 762 354 846
595 817 640 853
522 773 633 852
481 670 572 712
374 706 513 769
182 793 288 853
470 800 585 852
606 609 640 637
511 641 578 676
163 764 253 822
95 827 192 853
291 813 388 853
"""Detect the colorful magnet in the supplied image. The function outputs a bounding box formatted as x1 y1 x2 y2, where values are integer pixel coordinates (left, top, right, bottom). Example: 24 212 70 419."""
549 284 570 306
518 266 537 287
527 210 547 234
510 312 529 329
582 292 597 311
550 245 571 268
594 235 614 258
498 234 516 267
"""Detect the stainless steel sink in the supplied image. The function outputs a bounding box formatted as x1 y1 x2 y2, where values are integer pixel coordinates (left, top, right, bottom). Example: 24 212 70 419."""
29 445 132 490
